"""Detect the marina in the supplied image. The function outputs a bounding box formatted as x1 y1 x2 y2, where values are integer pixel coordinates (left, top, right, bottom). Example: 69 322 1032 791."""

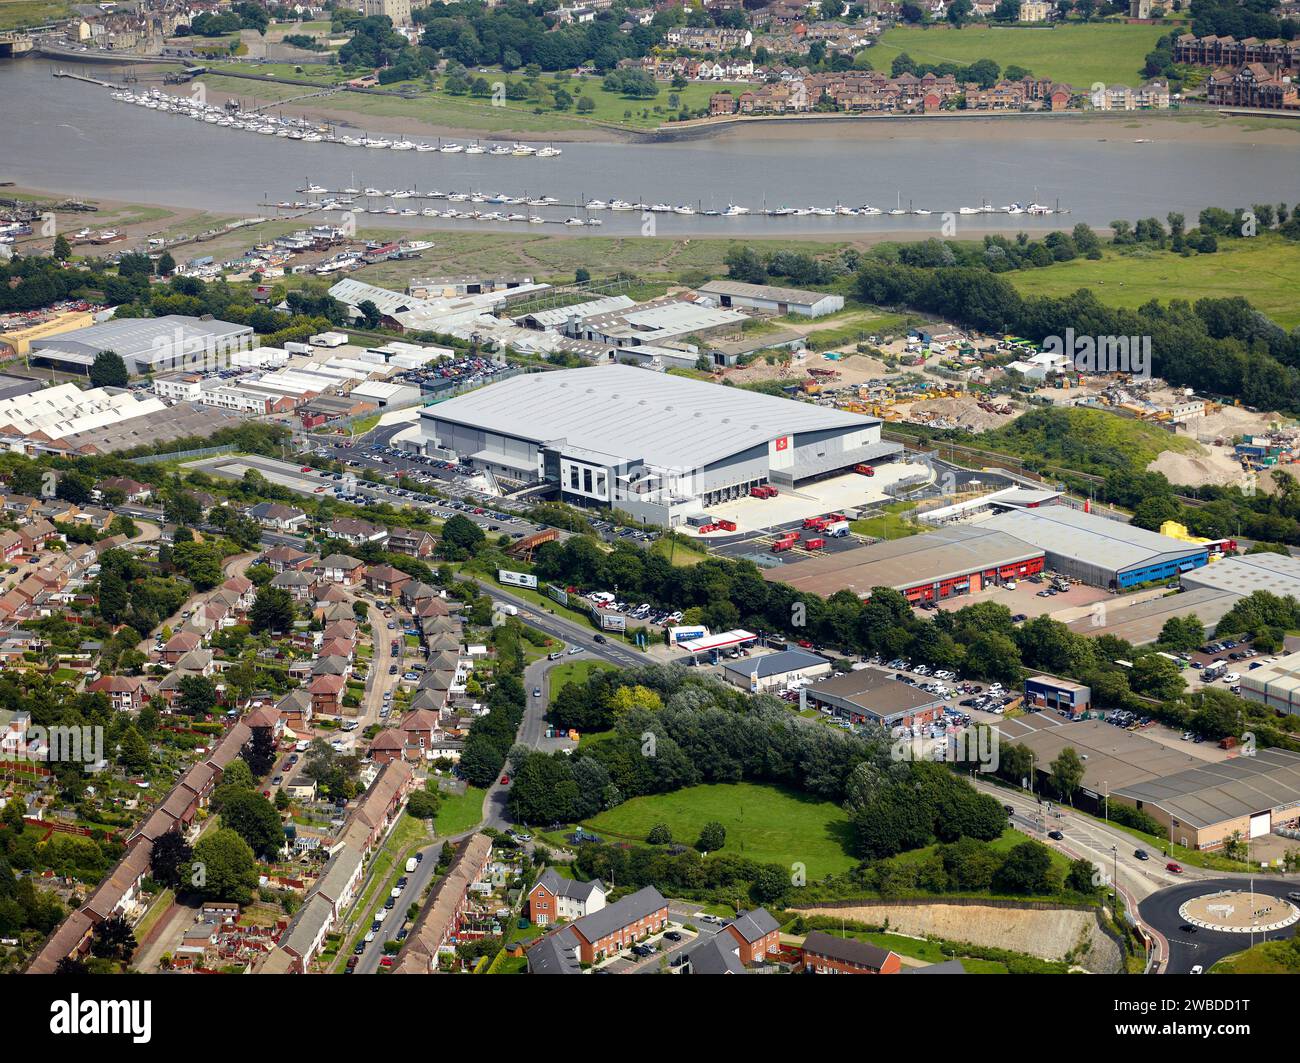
6 62 1299 236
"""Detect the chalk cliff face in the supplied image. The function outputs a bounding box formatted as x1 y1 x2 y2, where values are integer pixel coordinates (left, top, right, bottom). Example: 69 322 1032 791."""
791 901 1126 973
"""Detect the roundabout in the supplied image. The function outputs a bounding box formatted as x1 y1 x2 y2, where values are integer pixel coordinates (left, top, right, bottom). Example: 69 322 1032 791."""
1140 878 1300 973
1178 890 1300 934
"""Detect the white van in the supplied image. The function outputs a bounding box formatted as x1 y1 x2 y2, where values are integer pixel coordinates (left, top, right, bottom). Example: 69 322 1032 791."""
405 857 418 874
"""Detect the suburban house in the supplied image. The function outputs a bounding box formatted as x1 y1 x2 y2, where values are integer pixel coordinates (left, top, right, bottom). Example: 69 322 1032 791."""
87 675 149 713
247 502 310 531
527 885 669 968
98 476 154 503
721 908 782 964
527 868 608 926
328 518 389 547
387 527 436 558
317 553 365 586
800 930 902 974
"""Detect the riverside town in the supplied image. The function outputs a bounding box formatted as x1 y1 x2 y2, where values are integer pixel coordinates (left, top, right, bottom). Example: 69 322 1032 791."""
0 0 1298 1042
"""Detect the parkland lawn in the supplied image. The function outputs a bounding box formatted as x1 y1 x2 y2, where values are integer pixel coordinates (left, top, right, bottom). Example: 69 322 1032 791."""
547 659 616 698
583 782 858 878
434 785 487 836
872 22 1172 87
1006 236 1300 329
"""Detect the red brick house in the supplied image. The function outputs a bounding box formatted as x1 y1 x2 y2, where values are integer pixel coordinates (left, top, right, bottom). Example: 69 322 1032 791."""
800 930 901 974
88 675 149 713
722 908 781 964
368 728 405 765
309 674 345 715
530 886 668 967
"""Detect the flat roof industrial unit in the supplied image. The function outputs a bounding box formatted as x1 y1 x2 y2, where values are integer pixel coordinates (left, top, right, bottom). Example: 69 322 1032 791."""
720 648 828 682
1179 552 1300 598
982 506 1209 588
803 667 946 726
27 315 254 375
763 525 1044 600
996 716 1203 796
1241 650 1300 716
1113 748 1300 829
1066 586 1242 646
420 364 889 472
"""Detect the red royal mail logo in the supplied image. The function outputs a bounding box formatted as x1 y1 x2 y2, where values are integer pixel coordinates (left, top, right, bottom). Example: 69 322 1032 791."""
775 437 788 451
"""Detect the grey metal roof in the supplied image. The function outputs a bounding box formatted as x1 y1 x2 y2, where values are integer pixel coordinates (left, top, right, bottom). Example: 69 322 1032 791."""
766 525 1041 600
698 279 839 306
421 364 881 471
1180 553 1300 598
1113 747 1300 828
1000 717 1201 794
29 315 253 368
571 885 666 943
983 506 1207 576
802 930 896 969
722 649 828 681
1066 586 1240 646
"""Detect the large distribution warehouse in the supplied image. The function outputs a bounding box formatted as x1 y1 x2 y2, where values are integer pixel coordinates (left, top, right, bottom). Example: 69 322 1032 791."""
983 505 1209 590
417 364 901 526
28 315 254 376
764 525 1044 603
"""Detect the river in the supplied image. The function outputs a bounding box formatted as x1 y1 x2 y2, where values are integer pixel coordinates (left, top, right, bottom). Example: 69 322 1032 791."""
3 59 1298 237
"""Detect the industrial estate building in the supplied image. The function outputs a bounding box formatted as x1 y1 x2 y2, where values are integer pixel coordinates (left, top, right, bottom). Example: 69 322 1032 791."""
27 315 254 375
417 364 901 525
999 715 1300 851
1242 650 1300 717
697 280 846 318
983 505 1209 589
720 648 831 692
802 668 948 728
766 525 1044 603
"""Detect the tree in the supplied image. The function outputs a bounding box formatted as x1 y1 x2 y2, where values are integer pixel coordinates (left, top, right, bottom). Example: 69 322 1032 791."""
696 821 726 853
646 823 673 845
1065 857 1099 894
249 586 295 634
150 830 193 889
89 349 129 388
1050 747 1085 806
440 514 485 560
172 541 223 590
52 234 71 261
993 841 1054 894
219 790 284 859
117 726 151 774
241 726 277 778
408 785 442 819
1130 654 1186 701
190 828 258 905
177 675 218 718
90 914 137 964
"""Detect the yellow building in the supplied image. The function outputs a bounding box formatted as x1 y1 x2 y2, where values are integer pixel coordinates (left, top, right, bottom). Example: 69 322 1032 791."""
0 311 95 358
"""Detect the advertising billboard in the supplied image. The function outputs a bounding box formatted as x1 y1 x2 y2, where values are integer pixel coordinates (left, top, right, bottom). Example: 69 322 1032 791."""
547 584 569 606
498 569 538 589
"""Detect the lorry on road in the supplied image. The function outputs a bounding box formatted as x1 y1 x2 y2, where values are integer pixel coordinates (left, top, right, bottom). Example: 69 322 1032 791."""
825 520 850 537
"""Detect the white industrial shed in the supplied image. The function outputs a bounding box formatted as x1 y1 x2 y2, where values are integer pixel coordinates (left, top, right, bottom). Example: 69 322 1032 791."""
27 315 254 375
419 364 900 526
697 280 845 319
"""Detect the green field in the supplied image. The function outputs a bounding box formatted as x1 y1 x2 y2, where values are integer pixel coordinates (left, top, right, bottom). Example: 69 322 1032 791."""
0 0 70 31
547 659 615 699
434 785 486 836
584 782 858 878
1213 939 1300 973
1007 236 1300 330
872 22 1172 87
851 501 923 540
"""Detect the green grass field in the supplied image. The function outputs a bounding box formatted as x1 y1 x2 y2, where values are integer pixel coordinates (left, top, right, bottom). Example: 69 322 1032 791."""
584 781 858 878
547 659 615 699
871 22 1172 86
434 785 486 836
1212 939 1300 973
1006 236 1300 329
851 501 923 540
0 0 70 31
